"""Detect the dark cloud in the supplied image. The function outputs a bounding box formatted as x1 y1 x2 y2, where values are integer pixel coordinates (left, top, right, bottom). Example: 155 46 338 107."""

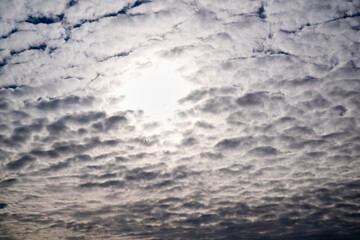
125 168 159 181
257 4 266 19
36 96 95 111
215 137 256 150
33 158 75 175
147 179 175 190
66 237 85 240
66 0 78 8
283 126 315 136
30 149 59 159
7 155 36 170
25 14 64 25
285 76 321 87
236 92 268 107
62 111 106 125
303 94 330 109
215 138 242 149
200 151 224 160
46 120 68 135
306 151 327 158
0 98 9 110
200 96 236 113
289 139 327 150
226 110 268 126
49 137 121 156
69 0 151 30
128 152 154 160
332 105 347 116
195 121 214 129
0 178 18 188
78 180 124 189
115 156 130 162
248 146 278 156
181 137 197 146
0 148 10 160
181 200 206 209
226 111 246 126
0 118 47 148
91 114 127 132
10 43 47 55
1 0 359 239
97 173 117 179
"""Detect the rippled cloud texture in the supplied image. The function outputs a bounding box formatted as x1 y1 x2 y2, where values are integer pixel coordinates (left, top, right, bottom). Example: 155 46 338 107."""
1 0 360 239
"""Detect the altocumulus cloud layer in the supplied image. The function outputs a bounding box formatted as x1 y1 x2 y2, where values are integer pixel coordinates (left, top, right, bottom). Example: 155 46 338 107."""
1 0 360 239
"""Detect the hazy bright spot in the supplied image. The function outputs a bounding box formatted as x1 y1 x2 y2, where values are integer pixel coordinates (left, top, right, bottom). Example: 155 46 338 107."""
121 63 192 124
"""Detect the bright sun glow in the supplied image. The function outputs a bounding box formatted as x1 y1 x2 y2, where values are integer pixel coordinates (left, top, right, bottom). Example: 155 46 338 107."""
121 63 191 124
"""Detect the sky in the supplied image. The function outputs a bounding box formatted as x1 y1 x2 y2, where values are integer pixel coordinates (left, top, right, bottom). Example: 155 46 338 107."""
0 0 360 239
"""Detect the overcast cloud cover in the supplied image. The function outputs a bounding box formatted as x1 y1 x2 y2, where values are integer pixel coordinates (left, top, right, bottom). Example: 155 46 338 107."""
1 0 360 239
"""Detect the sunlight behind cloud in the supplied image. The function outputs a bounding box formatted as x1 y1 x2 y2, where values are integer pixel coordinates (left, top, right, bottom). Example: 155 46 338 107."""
121 62 192 124
2 0 360 239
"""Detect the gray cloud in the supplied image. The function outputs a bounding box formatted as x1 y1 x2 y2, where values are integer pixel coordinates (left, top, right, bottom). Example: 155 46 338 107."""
7 155 36 170
35 96 95 111
200 96 236 113
248 146 278 157
0 178 18 188
236 91 268 107
0 0 359 239
78 180 124 189
91 114 127 132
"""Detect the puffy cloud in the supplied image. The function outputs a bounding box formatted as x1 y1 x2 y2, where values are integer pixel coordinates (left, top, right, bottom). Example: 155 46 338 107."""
0 0 359 239
6 155 36 170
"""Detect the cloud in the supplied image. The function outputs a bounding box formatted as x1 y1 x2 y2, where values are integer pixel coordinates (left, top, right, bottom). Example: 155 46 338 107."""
200 96 236 113
78 180 124 189
236 91 268 107
7 155 36 170
0 118 47 148
181 137 197 146
199 151 224 160
248 146 278 157
62 111 106 124
25 13 64 25
179 89 208 103
35 96 95 111
91 114 127 132
125 168 159 181
0 178 18 188
46 119 68 135
215 137 255 150
0 0 360 239
195 121 214 129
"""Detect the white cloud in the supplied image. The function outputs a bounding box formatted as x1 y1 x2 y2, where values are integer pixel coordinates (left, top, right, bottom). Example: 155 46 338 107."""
0 0 360 239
